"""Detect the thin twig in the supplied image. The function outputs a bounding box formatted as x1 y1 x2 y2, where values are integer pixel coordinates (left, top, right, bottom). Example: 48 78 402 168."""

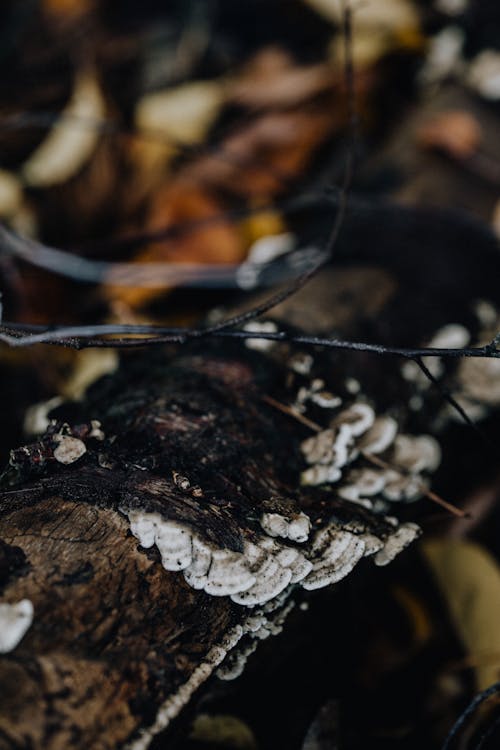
415 357 493 447
2 322 500 360
194 3 356 340
362 451 467 518
442 681 500 750
261 394 322 432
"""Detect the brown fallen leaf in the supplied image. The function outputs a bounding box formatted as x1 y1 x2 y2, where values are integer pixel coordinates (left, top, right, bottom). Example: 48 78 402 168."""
184 106 342 198
227 46 336 109
103 183 245 311
416 110 483 160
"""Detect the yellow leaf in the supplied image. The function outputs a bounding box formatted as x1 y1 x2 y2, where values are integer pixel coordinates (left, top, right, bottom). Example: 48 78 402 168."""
422 538 500 689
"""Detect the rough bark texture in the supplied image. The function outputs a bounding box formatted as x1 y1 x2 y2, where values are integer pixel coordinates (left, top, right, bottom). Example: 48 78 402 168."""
3 214 500 748
0 337 396 750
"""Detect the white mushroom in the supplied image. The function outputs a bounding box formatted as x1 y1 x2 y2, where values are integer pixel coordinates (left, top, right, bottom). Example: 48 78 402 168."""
287 352 314 375
357 416 398 455
154 521 193 571
204 550 256 596
310 391 342 409
128 510 158 548
382 471 426 503
337 468 386 503
301 425 352 467
458 356 500 405
391 434 441 473
301 464 342 486
53 435 87 465
0 600 34 654
302 530 365 590
183 537 213 589
260 510 311 543
231 557 292 606
331 402 375 437
374 523 421 566
243 321 278 351
359 533 385 556
260 512 289 539
287 512 311 543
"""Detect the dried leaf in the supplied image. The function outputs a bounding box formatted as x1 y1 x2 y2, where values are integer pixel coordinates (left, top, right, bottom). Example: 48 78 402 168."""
423 539 500 689
305 0 420 34
227 47 335 109
21 69 106 187
186 107 340 198
104 184 245 310
417 111 482 160
135 80 225 146
190 714 258 749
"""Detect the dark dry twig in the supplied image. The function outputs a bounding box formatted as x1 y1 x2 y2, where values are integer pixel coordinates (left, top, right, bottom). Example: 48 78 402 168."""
415 357 493 445
442 680 500 750
1 322 500 361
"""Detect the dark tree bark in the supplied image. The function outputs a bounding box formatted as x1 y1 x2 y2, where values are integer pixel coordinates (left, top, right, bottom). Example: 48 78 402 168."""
0 326 409 750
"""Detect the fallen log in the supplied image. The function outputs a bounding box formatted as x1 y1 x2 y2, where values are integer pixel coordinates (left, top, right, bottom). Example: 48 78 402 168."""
0 330 431 749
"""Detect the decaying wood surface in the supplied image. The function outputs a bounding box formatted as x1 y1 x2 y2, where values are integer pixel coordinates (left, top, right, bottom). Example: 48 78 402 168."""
0 308 420 750
2 225 500 748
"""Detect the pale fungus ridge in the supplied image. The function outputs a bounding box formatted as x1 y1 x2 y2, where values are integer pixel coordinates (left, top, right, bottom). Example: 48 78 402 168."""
126 596 297 748
126 508 419 607
301 528 365 591
373 523 421 566
217 597 296 681
260 510 311 542
126 625 246 750
294 378 343 414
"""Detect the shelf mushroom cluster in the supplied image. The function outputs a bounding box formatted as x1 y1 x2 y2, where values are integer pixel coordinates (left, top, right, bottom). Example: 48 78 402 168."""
125 504 420 608
300 401 441 509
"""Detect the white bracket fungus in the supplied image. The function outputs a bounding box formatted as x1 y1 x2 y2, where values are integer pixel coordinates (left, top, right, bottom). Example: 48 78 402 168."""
53 435 87 465
298 392 441 507
331 403 375 437
310 391 343 409
126 626 245 750
402 324 470 388
260 511 311 542
374 523 421 566
337 468 387 506
287 352 314 376
242 321 279 352
301 528 366 591
217 598 296 681
357 416 398 455
301 424 352 470
125 507 415 608
126 511 313 606
0 599 34 653
391 435 441 474
294 378 342 413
